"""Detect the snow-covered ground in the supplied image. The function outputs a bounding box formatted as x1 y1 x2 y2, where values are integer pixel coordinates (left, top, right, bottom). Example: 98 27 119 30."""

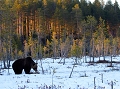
0 56 120 89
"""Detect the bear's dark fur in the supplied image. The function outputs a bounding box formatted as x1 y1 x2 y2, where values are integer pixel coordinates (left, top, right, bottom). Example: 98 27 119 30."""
12 57 37 74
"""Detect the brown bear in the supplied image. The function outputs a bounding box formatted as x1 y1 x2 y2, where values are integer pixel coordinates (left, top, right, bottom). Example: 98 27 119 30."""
12 57 38 74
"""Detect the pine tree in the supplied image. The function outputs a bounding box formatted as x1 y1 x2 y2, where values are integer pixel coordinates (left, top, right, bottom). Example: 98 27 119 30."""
70 39 81 64
51 32 59 62
96 17 108 60
85 15 97 62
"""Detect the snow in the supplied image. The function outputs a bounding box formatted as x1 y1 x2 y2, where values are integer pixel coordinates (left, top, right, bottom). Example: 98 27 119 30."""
0 56 120 89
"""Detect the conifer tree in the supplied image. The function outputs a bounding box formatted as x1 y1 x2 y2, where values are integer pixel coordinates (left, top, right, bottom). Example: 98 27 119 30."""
70 39 81 64
96 17 108 60
85 15 97 62
51 32 59 62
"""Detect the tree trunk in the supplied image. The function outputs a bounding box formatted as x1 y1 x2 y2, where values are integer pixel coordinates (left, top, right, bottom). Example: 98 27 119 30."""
69 65 75 78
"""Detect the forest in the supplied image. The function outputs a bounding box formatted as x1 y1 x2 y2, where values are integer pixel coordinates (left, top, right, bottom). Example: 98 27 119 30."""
0 0 120 67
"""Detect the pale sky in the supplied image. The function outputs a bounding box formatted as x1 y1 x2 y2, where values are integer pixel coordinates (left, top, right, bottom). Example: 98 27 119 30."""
88 0 120 6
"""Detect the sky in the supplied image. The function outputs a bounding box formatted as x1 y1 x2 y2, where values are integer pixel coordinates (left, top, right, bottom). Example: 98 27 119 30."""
88 0 120 5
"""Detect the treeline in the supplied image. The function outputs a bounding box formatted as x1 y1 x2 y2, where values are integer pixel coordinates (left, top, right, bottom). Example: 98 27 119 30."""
0 0 120 63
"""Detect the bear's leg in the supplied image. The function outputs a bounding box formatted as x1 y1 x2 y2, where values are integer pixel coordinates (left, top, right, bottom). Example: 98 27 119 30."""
14 69 23 74
24 68 31 74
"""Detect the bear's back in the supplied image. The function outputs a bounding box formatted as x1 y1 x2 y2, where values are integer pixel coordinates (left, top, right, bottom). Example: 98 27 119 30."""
12 58 25 67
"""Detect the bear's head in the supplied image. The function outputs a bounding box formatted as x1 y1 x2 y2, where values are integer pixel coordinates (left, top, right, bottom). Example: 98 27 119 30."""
32 63 38 72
